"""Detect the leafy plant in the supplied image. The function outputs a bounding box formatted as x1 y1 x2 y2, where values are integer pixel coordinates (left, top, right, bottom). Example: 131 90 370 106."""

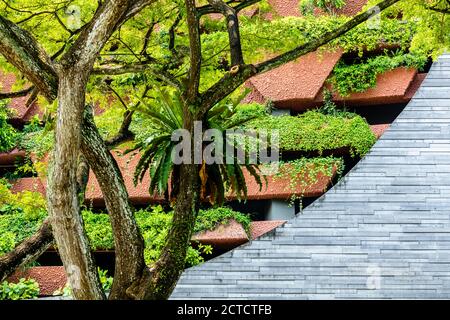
194 207 252 236
330 51 428 96
0 202 255 267
98 268 113 292
318 89 356 118
275 157 344 204
0 102 18 153
300 0 347 15
0 278 39 300
247 111 376 157
128 88 264 205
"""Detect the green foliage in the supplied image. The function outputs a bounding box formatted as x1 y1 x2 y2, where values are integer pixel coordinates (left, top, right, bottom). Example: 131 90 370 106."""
53 268 113 297
371 0 450 58
0 232 16 256
317 89 356 118
247 111 376 157
330 51 428 96
0 102 18 153
0 278 40 300
129 88 263 204
194 207 252 236
300 0 346 15
98 268 113 292
276 157 344 203
0 178 47 219
0 200 252 267
19 127 54 159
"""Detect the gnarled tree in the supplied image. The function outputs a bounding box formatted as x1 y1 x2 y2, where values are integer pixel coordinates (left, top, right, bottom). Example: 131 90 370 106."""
0 0 408 299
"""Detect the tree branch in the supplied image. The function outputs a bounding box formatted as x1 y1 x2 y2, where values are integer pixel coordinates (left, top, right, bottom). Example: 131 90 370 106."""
0 219 53 282
0 16 58 101
0 86 34 99
92 62 182 89
198 0 261 16
185 0 202 102
200 0 402 113
207 0 244 66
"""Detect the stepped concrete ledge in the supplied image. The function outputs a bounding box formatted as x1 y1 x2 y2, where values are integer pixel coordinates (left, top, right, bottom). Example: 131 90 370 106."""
171 54 450 299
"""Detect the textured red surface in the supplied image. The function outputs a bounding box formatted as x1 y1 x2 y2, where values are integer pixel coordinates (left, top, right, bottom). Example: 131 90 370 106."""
370 124 390 139
9 177 46 194
332 67 418 106
192 219 249 248
84 150 165 206
234 164 338 200
250 220 286 239
0 72 40 122
0 148 26 165
248 50 343 109
405 73 427 100
10 153 338 203
7 266 67 296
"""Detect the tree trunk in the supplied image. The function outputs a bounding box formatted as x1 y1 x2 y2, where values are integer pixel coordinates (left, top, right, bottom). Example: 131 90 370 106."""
81 106 148 300
47 69 105 300
0 219 53 282
147 163 199 299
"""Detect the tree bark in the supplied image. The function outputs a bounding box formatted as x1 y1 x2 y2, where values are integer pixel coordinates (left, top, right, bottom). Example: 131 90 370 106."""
0 219 53 282
47 69 105 300
0 16 58 101
81 106 148 300
147 163 199 299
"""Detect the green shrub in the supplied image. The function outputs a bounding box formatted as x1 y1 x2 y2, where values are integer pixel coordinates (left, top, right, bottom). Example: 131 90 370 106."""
331 51 428 96
247 111 376 157
195 207 252 236
0 278 40 300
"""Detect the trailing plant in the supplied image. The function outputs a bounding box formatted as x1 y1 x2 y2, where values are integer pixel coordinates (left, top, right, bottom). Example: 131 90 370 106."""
0 102 18 153
247 111 376 157
330 51 428 96
300 0 347 15
0 278 39 300
318 89 356 118
275 157 344 204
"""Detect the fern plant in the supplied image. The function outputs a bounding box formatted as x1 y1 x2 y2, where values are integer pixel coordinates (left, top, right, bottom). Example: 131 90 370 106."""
128 89 265 205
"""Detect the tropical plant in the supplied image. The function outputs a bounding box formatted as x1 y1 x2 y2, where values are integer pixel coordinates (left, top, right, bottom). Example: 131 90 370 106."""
128 89 265 205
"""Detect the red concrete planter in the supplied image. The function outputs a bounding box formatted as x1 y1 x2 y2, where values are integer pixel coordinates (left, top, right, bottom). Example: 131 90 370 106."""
232 164 339 201
11 152 339 204
7 266 67 297
330 67 418 106
192 220 286 249
246 50 343 111
0 148 26 166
